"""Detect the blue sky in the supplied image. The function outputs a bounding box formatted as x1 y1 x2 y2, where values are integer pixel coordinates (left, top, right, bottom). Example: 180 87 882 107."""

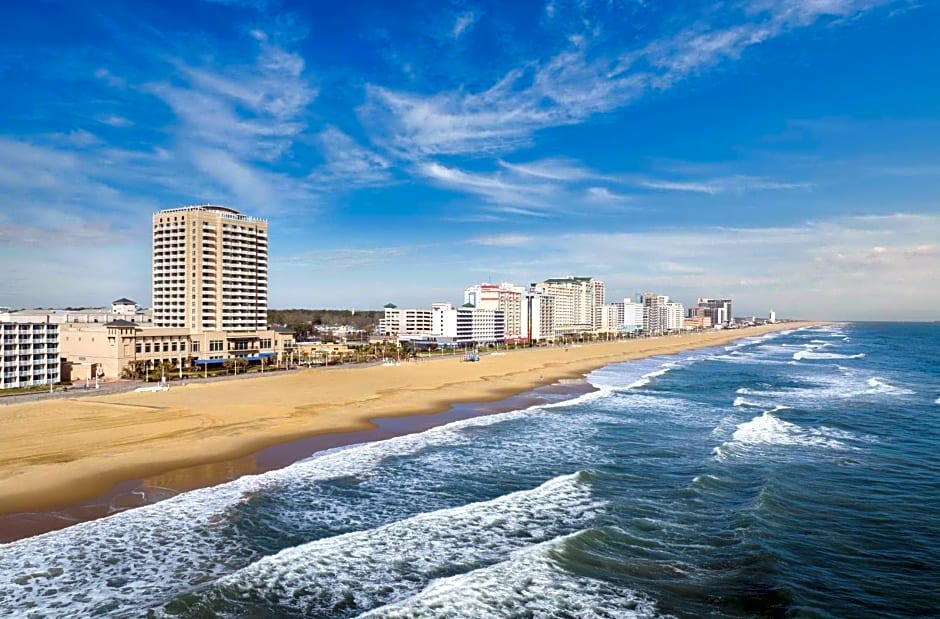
0 0 937 320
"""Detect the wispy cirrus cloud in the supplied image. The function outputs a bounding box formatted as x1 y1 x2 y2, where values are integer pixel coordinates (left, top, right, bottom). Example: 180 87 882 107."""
309 126 393 188
452 12 479 39
639 175 810 195
361 0 901 157
96 114 133 127
470 234 535 247
143 31 318 212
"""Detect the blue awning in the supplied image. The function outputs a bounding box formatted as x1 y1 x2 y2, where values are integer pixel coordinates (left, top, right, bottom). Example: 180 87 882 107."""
194 358 225 366
245 352 275 361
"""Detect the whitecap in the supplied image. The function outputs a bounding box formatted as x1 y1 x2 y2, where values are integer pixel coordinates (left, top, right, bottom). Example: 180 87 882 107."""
359 533 663 619
201 473 603 617
792 350 865 361
865 377 915 396
714 411 854 461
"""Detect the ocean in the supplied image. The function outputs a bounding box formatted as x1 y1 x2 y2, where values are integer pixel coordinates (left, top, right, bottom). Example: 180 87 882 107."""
1 323 938 618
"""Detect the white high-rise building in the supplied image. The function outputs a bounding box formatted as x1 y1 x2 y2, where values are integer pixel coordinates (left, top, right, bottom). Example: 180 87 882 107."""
622 299 645 334
432 303 505 346
696 298 733 327
523 290 554 341
153 205 268 332
640 293 670 335
464 282 525 340
1 319 60 389
665 302 685 332
533 276 605 335
600 302 625 333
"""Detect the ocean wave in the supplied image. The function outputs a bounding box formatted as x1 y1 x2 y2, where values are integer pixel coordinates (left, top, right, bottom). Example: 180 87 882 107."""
713 411 853 461
0 386 610 618
865 377 915 396
359 532 663 619
793 350 865 361
733 397 764 408
186 472 603 617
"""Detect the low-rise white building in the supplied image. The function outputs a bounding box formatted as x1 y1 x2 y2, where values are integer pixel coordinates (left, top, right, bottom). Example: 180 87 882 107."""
1 320 60 389
0 300 152 325
378 305 433 338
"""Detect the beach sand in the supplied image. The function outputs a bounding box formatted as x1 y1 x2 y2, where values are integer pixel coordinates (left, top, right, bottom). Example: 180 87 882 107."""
0 324 812 521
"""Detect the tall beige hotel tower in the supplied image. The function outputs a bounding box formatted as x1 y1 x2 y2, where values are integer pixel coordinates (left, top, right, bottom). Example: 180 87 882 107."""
152 205 268 332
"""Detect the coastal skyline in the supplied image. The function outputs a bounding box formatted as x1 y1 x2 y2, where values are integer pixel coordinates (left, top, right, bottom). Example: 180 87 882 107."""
1 0 938 320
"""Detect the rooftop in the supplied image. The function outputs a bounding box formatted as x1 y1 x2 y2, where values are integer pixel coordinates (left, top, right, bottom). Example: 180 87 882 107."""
154 204 266 223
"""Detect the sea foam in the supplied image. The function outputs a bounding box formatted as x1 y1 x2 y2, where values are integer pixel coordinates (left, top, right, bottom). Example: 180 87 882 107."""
713 410 854 461
194 472 603 617
358 533 662 619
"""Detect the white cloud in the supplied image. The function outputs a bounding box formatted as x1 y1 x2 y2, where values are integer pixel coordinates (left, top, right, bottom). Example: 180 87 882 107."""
638 175 810 194
498 158 598 181
361 1 899 157
419 161 558 213
96 114 134 127
470 234 535 247
585 186 632 203
310 126 393 187
147 38 316 163
94 67 126 88
452 12 479 39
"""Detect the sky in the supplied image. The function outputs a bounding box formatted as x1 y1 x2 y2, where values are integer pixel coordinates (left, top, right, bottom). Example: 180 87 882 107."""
0 0 938 320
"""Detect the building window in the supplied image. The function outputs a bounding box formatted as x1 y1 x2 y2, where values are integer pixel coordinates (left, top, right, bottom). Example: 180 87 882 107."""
191 342 199 352
145 343 151 353
135 342 141 354
171 342 178 352
209 340 223 352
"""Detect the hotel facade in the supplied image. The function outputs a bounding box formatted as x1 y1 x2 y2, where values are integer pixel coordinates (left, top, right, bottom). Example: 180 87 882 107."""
0 319 60 389
533 276 606 335
153 205 268 331
56 205 293 379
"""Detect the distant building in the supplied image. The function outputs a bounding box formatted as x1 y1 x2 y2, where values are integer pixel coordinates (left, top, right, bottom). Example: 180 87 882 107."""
533 276 605 335
153 205 268 331
1 319 60 389
464 282 525 341
640 293 669 335
665 301 685 332
431 303 505 346
378 306 433 338
769 310 777 323
524 290 554 342
0 303 152 325
600 302 625 333
621 299 645 334
696 298 733 327
111 298 138 317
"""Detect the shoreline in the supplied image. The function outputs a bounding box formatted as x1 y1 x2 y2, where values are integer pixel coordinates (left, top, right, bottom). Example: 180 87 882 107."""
0 380 593 542
0 323 815 541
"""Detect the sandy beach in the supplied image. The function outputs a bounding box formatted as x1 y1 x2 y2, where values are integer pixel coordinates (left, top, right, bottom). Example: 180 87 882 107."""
0 323 811 520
